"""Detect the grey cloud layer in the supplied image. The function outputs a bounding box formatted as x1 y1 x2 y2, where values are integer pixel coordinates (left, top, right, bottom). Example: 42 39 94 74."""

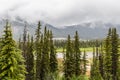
0 0 120 26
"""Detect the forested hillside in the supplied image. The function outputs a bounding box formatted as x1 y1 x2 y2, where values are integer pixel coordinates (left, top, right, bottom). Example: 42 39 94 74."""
0 21 120 80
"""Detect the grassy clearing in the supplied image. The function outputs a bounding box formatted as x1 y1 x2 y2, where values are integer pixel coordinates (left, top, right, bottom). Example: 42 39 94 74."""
80 47 93 52
56 47 93 52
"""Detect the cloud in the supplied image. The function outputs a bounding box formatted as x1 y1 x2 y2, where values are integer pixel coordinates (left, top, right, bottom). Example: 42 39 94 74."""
0 0 120 26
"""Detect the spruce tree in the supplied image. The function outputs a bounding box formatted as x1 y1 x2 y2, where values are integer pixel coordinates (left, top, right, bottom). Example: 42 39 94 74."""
26 35 34 80
38 34 43 80
90 47 95 79
99 44 104 78
49 31 58 73
74 31 81 76
35 21 42 80
22 22 27 60
35 21 41 41
111 28 119 80
0 21 26 80
64 35 74 80
104 28 112 79
40 26 50 80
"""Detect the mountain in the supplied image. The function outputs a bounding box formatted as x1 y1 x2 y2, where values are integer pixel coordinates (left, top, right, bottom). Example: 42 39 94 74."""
59 22 120 39
0 17 61 40
0 17 120 40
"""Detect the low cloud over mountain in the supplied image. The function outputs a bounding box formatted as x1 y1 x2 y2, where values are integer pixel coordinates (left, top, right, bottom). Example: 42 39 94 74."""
0 17 120 40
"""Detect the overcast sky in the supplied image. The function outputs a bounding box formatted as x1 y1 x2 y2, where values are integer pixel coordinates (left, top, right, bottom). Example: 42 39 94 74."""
0 0 120 26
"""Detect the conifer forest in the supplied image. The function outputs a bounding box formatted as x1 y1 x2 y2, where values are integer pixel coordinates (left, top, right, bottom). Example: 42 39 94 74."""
0 20 120 80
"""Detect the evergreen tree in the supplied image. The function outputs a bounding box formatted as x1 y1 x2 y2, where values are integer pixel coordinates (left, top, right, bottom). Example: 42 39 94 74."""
35 21 41 41
74 31 81 76
64 35 74 80
104 28 112 79
26 35 34 80
37 34 43 80
40 26 50 80
111 28 119 80
35 21 42 80
49 31 58 73
22 22 27 60
90 47 95 79
0 21 26 80
99 44 104 78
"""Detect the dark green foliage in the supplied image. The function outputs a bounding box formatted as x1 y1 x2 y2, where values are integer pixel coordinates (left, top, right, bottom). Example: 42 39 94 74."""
40 26 50 80
74 31 81 76
0 21 26 80
99 45 104 78
54 40 66 48
54 39 102 49
64 35 75 80
80 40 102 48
111 28 119 80
35 21 42 80
22 23 27 60
104 28 112 79
26 35 34 80
35 24 58 80
64 31 86 80
49 31 58 73
104 28 119 80
22 23 28 80
35 21 41 41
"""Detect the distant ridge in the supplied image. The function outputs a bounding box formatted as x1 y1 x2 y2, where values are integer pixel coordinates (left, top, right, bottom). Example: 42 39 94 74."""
0 17 120 40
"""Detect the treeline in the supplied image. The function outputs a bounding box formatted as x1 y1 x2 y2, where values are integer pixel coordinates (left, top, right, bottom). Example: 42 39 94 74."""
54 39 102 48
0 21 120 80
